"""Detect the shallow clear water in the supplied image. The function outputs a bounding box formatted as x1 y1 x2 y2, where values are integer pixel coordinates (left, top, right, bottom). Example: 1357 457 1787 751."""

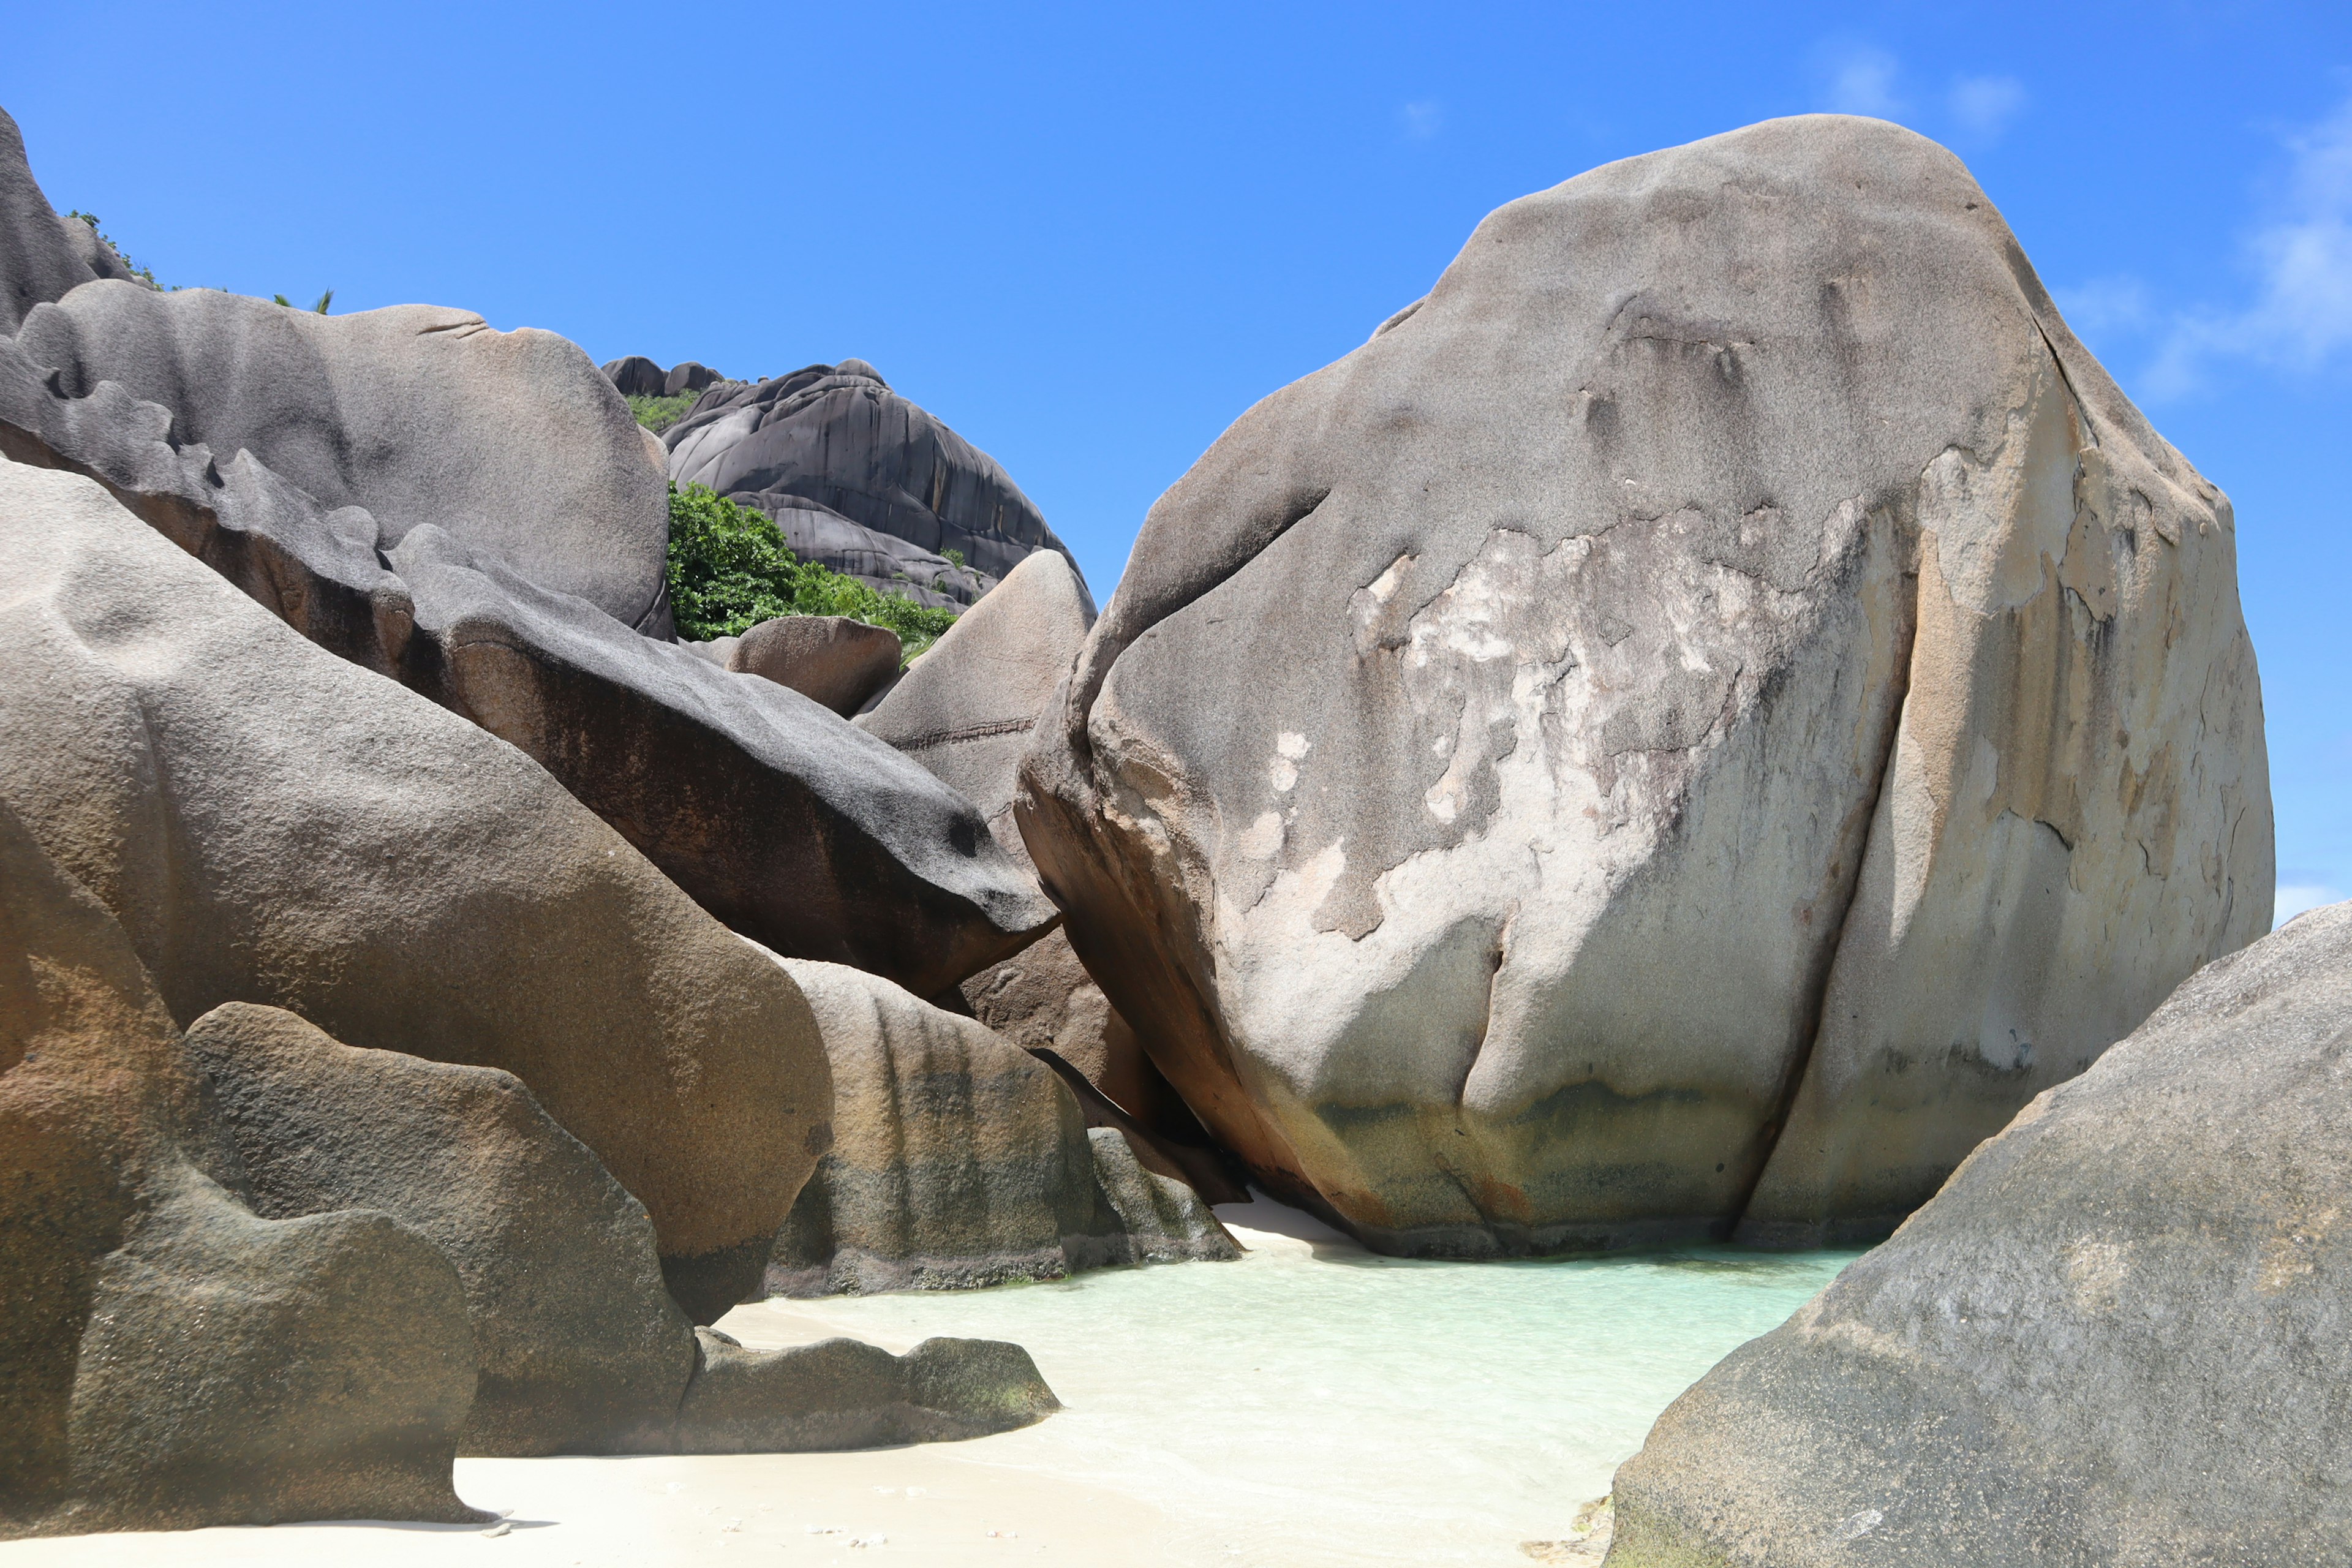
733 1201 1864 1567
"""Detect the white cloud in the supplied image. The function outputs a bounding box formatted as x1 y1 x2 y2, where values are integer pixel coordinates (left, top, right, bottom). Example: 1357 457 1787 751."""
1400 100 1442 141
2275 884 2345 928
1822 47 1904 118
1949 75 2026 140
2052 276 2152 335
2146 96 2352 398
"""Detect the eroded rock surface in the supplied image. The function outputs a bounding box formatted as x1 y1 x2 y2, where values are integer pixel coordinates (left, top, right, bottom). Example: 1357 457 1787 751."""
0 802 483 1539
764 956 1238 1296
1607 902 2352 1567
1019 115 2272 1254
666 360 1091 610
15 282 672 633
0 458 830 1305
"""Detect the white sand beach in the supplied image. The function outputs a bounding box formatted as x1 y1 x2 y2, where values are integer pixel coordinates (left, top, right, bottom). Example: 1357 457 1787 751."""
1 1203 1853 1568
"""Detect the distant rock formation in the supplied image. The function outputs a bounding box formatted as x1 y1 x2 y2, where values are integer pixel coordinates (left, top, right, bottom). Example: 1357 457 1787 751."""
763 957 1238 1295
665 358 1091 611
1609 900 2352 1567
1019 114 2273 1255
600 355 726 400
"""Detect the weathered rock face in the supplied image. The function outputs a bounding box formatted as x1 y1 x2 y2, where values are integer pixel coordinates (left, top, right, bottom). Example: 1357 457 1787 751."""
1608 901 2352 1568
0 802 483 1539
666 360 1093 611
13 282 673 633
0 458 830 1303
726 613 905 715
1019 115 2273 1255
0 330 1058 1003
184 1002 700 1447
763 956 1237 1296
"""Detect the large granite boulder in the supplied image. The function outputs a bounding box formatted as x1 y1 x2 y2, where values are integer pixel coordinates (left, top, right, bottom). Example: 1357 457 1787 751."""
763 956 1238 1296
665 359 1093 611
1018 115 2273 1254
0 802 483 1539
0 457 831 1313
859 549 1201 1134
183 1001 1061 1457
13 282 673 633
0 328 1058 1003
1607 900 2352 1567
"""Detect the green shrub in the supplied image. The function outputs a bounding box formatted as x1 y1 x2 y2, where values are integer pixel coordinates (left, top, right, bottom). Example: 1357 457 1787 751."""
663 483 959 662
628 391 701 434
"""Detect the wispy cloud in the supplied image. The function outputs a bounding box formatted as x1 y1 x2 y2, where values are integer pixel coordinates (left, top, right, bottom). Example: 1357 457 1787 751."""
2276 883 2344 927
1820 46 1904 118
2144 95 2352 399
1400 100 1442 141
2052 276 2152 336
1949 75 2026 140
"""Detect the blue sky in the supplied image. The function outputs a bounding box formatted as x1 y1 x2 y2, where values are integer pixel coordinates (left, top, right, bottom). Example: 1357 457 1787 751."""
7 2 2346 921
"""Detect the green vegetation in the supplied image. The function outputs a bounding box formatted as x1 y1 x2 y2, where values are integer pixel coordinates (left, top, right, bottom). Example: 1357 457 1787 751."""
941 547 967 570
64 211 158 287
664 483 958 662
270 290 333 312
628 390 700 434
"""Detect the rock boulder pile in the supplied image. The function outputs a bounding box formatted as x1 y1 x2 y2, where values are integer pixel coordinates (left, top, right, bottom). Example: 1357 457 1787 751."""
1019 113 2272 1255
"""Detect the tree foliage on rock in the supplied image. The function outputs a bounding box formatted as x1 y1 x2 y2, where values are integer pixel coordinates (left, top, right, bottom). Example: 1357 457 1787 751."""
664 482 957 659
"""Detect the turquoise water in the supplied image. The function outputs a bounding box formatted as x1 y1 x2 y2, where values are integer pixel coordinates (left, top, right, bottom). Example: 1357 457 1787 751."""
733 1201 1863 1567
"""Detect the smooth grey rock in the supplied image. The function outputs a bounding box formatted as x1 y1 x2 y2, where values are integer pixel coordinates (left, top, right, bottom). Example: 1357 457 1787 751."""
730 614 905 716
0 458 831 1295
184 1003 699 1453
761 956 1238 1296
1607 901 2352 1568
0 801 483 1539
666 360 1091 611
13 281 673 633
0 330 1058 1003
602 354 668 396
1018 114 2272 1254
